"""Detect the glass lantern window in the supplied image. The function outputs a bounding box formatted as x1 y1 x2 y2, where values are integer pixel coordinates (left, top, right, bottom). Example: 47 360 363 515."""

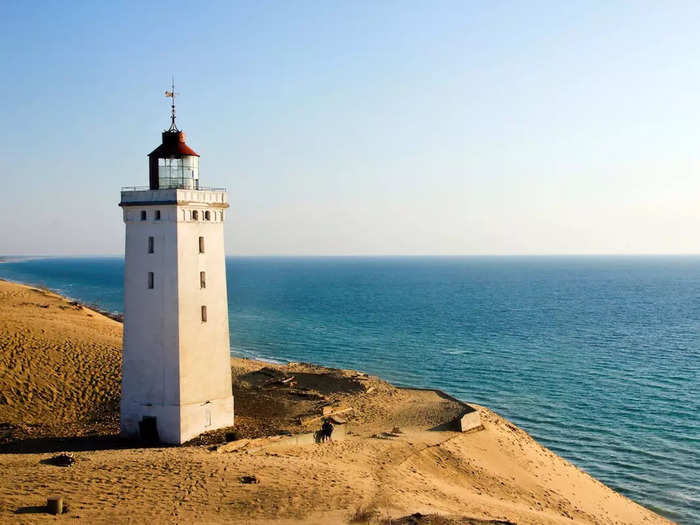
158 155 199 189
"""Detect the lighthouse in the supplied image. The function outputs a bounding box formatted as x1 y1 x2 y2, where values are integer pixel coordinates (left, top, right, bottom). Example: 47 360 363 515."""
118 88 234 444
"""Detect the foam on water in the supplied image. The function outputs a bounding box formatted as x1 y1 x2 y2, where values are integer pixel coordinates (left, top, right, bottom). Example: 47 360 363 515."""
0 255 697 524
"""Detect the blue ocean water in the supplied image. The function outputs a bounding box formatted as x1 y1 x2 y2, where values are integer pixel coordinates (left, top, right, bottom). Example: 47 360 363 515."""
0 255 697 523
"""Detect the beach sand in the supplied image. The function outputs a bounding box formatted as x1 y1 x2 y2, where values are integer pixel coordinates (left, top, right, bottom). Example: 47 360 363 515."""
0 279 673 524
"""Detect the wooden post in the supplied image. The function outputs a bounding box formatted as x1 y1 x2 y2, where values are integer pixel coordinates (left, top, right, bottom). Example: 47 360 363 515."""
47 496 63 515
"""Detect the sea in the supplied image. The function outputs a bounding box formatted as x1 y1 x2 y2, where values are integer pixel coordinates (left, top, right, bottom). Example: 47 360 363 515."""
0 255 697 524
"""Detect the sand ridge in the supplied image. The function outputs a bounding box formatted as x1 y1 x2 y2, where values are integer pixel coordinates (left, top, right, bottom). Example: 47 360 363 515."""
0 279 673 524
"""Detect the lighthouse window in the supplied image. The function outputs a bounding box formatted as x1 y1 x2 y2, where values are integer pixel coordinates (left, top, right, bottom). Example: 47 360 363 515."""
200 271 206 289
147 272 154 289
140 210 147 221
201 305 207 322
148 236 154 254
192 210 199 221
158 156 199 190
199 236 205 253
204 211 211 221
155 210 161 220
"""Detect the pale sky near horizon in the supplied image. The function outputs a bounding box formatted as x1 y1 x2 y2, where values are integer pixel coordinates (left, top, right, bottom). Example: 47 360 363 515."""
2 1 700 256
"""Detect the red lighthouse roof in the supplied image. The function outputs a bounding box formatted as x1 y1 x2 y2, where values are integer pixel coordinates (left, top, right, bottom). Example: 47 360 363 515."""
148 130 199 158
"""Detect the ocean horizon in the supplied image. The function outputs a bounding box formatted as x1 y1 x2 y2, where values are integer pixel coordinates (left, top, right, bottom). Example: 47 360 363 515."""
0 255 697 523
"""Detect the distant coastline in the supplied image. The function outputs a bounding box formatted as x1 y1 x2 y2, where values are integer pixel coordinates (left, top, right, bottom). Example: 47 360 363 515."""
0 276 124 322
0 255 48 264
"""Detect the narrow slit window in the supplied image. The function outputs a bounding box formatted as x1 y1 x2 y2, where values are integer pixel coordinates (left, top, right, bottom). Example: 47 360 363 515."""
155 210 161 220
148 236 154 254
147 272 154 289
140 210 147 221
204 211 211 221
192 210 199 221
200 271 206 289
201 305 207 322
199 236 205 253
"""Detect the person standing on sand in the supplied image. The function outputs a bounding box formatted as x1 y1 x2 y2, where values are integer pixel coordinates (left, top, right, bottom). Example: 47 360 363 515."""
321 419 334 442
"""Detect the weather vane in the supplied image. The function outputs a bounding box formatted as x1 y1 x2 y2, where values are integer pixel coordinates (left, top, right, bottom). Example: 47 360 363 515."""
165 76 180 131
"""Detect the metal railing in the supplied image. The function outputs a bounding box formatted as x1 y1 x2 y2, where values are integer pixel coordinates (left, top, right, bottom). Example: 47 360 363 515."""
121 185 227 192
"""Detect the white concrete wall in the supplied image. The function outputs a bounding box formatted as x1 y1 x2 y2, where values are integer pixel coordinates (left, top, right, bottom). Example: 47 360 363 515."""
176 201 234 442
120 189 233 444
121 206 181 443
458 410 482 433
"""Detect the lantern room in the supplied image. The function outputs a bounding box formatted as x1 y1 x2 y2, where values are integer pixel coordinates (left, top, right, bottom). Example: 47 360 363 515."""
148 130 200 190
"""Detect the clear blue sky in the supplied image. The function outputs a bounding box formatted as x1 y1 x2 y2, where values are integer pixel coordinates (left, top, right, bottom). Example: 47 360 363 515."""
2 1 700 255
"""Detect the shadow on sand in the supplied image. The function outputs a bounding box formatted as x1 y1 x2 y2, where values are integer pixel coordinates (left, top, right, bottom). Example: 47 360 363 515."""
14 505 49 515
0 434 154 454
428 420 461 432
238 367 366 395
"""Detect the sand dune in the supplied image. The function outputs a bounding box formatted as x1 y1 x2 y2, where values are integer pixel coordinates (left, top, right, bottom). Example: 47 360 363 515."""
0 281 121 441
0 279 672 524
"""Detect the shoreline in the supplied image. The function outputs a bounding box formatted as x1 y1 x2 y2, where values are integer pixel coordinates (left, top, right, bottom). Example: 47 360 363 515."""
0 277 468 404
0 277 124 323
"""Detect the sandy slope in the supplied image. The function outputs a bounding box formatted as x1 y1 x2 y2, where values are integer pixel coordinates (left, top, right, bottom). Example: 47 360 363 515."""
0 280 121 439
0 279 672 524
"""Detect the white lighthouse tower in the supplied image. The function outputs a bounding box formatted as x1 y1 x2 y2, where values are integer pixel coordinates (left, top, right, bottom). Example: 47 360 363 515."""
119 88 234 444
